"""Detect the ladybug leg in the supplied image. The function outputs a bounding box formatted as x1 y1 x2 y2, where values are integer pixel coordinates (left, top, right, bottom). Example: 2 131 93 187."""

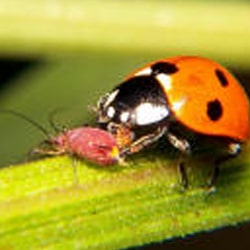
107 122 135 149
209 142 241 187
166 133 191 188
120 126 167 156
166 132 191 155
178 161 189 189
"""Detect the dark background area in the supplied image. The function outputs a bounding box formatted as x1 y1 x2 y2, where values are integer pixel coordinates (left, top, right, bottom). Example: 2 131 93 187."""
137 223 250 250
0 58 39 91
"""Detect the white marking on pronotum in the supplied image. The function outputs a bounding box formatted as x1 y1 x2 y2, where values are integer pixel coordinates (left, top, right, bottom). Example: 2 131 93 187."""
155 73 172 91
120 111 130 123
135 102 169 125
134 67 152 76
107 106 116 118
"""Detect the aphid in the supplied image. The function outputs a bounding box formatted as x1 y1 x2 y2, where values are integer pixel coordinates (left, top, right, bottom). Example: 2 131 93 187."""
96 56 250 185
1 110 122 166
36 127 122 166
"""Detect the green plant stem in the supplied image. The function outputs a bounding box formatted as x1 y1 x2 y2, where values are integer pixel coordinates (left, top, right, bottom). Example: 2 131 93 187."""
1 144 250 249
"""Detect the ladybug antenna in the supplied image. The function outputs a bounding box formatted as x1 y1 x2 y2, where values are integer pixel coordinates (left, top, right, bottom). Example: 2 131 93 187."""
88 104 98 114
0 109 50 138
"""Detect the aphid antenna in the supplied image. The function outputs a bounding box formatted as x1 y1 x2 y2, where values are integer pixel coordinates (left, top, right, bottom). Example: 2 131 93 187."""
48 108 68 134
0 109 51 139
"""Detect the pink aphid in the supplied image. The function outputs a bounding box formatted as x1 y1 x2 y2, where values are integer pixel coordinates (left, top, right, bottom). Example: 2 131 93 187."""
1 110 122 166
39 127 122 166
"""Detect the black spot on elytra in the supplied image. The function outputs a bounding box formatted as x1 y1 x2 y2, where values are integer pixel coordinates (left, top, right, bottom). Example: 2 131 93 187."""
151 62 178 75
215 69 229 87
207 99 223 121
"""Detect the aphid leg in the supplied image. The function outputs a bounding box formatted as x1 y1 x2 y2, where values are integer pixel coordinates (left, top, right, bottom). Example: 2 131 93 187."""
71 156 79 186
31 148 63 156
120 126 167 156
28 139 66 159
209 142 241 187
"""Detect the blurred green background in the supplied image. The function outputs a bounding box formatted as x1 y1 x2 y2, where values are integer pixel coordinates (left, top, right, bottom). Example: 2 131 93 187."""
0 0 249 248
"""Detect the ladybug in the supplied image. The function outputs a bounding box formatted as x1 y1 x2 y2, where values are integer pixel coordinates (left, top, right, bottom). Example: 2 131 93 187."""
97 56 250 185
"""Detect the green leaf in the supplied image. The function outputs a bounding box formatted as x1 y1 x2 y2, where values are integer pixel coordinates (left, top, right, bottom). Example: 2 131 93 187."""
1 144 250 249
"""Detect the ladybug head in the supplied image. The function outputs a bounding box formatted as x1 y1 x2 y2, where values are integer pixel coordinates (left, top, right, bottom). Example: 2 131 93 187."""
97 75 170 129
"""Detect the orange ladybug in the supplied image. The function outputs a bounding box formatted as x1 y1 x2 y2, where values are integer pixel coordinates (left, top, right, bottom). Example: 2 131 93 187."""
97 56 250 185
